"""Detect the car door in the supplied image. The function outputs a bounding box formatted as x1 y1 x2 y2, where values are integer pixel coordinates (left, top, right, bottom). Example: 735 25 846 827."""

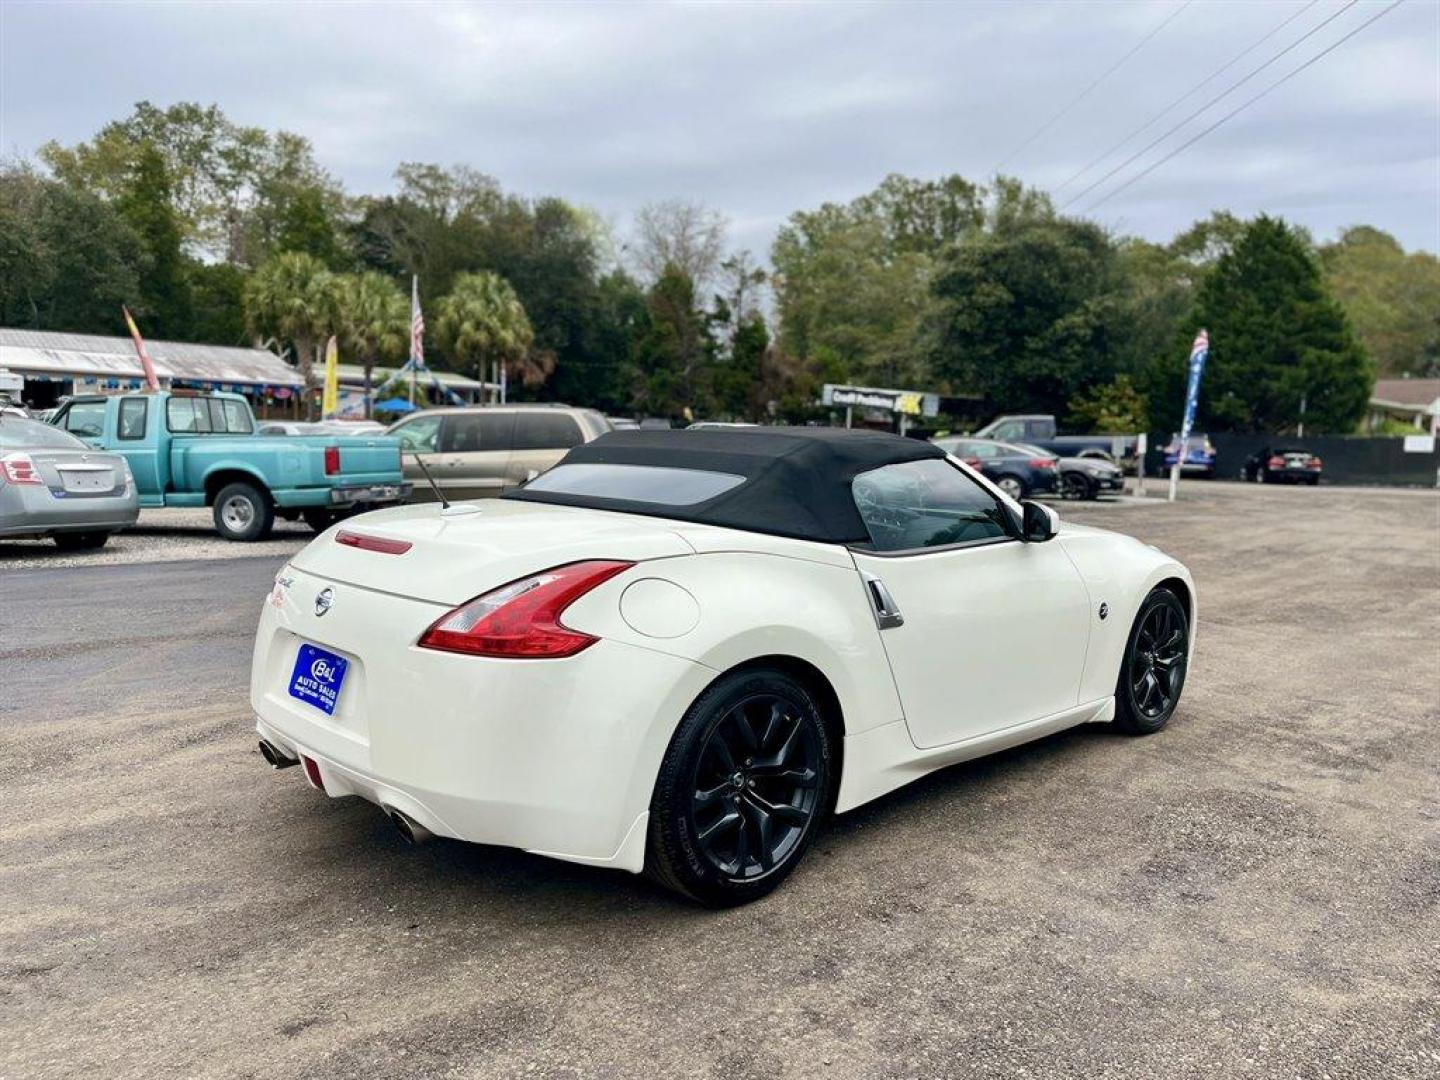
505 411 584 489
389 414 443 500
437 411 515 500
847 457 1092 750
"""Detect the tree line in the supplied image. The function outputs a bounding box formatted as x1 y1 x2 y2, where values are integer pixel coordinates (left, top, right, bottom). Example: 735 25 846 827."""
2 100 1436 433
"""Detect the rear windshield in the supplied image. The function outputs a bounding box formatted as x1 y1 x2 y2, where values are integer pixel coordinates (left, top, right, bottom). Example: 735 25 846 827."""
0 417 89 450
521 463 745 506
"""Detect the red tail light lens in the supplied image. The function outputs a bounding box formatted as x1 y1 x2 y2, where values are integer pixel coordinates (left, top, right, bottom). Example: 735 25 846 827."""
418 560 634 659
336 530 412 554
1268 456 1285 469
1308 457 1322 469
1029 458 1057 469
963 456 983 468
324 445 340 475
1 452 43 485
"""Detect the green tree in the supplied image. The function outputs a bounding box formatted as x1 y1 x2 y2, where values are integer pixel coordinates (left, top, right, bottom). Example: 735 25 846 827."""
628 265 714 418
336 272 408 415
433 271 536 391
930 183 1126 414
0 164 145 332
117 144 192 337
1173 216 1372 434
185 261 247 344
1320 226 1440 377
243 251 340 387
1067 374 1149 432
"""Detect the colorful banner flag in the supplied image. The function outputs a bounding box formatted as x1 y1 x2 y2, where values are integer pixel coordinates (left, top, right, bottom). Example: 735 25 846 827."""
1168 329 1210 501
321 335 340 418
122 306 161 390
409 275 424 405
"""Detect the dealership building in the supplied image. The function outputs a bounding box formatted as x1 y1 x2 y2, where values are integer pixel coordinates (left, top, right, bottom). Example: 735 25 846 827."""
0 328 488 416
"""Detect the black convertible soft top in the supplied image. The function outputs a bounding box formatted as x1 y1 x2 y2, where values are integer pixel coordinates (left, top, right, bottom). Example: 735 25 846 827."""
503 426 944 543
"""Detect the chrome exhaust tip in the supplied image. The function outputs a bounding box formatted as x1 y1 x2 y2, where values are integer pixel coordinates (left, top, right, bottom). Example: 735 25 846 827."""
387 808 433 846
258 739 298 769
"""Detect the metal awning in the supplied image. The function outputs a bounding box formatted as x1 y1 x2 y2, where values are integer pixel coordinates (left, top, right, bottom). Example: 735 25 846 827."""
0 328 303 387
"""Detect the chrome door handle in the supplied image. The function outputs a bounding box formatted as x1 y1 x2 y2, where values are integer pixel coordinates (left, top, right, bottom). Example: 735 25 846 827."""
863 573 904 630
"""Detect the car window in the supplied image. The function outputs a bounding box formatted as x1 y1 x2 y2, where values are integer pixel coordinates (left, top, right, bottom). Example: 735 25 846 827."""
62 400 106 438
990 421 1023 441
440 412 514 453
220 398 253 434
166 397 212 433
852 458 1011 553
391 415 441 452
511 412 582 451
523 463 745 504
117 398 147 440
0 416 89 450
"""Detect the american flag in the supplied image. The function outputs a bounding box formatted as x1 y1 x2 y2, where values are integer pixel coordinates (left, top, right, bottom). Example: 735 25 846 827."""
410 275 425 367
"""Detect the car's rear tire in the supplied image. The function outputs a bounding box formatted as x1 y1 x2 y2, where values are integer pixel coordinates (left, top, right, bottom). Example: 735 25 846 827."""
995 474 1027 501
646 667 834 906
302 508 339 533
1113 588 1189 736
53 531 108 551
214 482 274 542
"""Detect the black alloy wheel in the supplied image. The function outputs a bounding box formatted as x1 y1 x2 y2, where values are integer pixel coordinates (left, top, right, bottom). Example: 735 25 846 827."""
1113 589 1189 735
647 668 832 906
1060 471 1095 501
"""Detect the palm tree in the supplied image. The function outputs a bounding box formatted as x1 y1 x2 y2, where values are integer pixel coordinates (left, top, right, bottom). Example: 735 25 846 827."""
433 272 536 399
244 252 341 408
337 272 408 417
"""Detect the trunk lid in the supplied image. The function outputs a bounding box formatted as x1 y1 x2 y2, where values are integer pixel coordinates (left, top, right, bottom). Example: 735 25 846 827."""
30 450 126 499
289 500 695 605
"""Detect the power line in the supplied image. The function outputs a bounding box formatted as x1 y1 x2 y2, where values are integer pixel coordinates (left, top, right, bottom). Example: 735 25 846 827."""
993 1 1193 172
1062 0 1360 210
1055 0 1322 195
1084 0 1407 213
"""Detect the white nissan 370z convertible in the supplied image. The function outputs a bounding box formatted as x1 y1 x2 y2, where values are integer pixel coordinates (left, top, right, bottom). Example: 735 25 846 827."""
252 427 1195 905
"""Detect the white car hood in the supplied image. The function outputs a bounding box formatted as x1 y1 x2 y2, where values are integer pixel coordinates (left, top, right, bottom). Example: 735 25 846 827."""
290 500 695 606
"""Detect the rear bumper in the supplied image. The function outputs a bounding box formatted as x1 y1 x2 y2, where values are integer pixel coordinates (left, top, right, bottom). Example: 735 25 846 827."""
250 567 715 871
272 482 413 509
0 486 139 536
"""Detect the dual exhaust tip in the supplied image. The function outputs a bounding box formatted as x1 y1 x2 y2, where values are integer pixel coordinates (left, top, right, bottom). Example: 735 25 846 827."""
258 739 433 845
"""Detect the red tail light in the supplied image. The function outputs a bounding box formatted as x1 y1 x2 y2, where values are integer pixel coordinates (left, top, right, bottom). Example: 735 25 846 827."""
1029 458 1057 470
324 445 340 475
1267 456 1285 469
1307 457 1322 469
963 456 983 469
1 452 43 485
418 560 634 659
336 530 412 555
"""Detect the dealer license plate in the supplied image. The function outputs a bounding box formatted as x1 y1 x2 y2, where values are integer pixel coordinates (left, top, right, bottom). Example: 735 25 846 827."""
288 643 349 715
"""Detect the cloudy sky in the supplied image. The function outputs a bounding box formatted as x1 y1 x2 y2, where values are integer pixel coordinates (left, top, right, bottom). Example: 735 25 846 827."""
2 0 1436 259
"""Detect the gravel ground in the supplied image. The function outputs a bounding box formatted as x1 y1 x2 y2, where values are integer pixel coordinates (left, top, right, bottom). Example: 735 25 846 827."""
1 482 1437 1079
0 508 311 568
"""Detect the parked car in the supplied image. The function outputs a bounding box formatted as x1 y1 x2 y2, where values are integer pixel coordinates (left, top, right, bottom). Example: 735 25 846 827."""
386 404 610 502
606 416 640 431
49 392 410 541
1243 446 1322 485
260 420 387 438
258 421 328 436
1011 441 1124 500
252 427 1194 905
931 436 1058 500
0 413 139 549
318 420 387 437
1161 433 1217 478
973 414 1141 470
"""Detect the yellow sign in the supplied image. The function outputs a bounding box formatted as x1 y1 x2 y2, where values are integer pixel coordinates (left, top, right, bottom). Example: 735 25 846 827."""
321 336 340 418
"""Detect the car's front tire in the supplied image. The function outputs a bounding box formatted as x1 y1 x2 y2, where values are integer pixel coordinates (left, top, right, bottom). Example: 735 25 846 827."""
1061 471 1096 501
646 667 833 906
214 481 275 542
1113 588 1189 736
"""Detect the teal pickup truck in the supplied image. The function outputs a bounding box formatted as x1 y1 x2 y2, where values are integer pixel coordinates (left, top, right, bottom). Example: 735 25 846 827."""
50 391 410 541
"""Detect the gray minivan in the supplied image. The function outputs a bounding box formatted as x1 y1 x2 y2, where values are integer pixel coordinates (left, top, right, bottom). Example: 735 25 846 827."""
386 405 611 502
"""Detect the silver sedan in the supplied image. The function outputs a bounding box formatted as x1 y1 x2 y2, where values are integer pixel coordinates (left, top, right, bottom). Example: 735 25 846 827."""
0 415 139 550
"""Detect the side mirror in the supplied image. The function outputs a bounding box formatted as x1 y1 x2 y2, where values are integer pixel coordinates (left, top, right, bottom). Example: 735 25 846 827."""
1021 500 1058 542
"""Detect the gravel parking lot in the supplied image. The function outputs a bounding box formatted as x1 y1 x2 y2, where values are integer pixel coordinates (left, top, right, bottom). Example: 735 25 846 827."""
2 482 1437 1079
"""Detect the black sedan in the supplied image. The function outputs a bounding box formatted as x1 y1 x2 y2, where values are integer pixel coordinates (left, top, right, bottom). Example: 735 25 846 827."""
933 437 1059 500
1243 446 1323 485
